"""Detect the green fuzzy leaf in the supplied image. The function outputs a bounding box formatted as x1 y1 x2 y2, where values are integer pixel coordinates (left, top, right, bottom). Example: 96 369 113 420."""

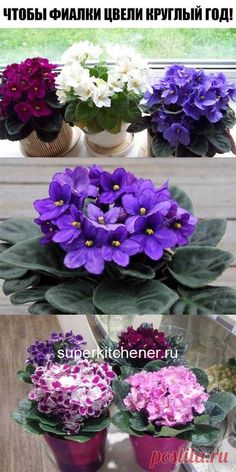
170 285 236 315
113 262 155 280
0 262 27 280
93 280 178 315
86 118 103 133
191 368 209 388
187 135 209 156
39 422 66 435
210 392 236 415
46 280 97 314
127 116 152 133
142 360 167 372
129 412 149 432
10 286 49 305
16 364 35 384
45 92 63 109
151 134 174 157
189 219 227 247
82 417 111 433
205 401 226 425
112 411 140 435
190 425 220 446
0 243 10 254
155 424 194 437
5 114 26 135
206 130 231 154
120 366 137 379
75 102 97 122
113 379 130 410
36 112 63 133
0 237 86 279
222 106 236 130
96 109 118 131
194 415 210 425
12 398 37 426
169 246 234 288
0 218 41 244
3 273 41 296
28 301 60 315
170 185 194 214
35 128 59 143
65 101 77 122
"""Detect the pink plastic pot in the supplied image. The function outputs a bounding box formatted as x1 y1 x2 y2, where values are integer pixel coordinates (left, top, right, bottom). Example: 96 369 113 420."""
44 429 108 472
130 435 190 472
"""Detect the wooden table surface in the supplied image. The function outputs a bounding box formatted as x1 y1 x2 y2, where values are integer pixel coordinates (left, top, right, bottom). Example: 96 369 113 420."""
0 157 236 314
0 315 190 472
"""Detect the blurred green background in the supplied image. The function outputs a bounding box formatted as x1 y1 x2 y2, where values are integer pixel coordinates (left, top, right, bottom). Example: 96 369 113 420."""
1 28 236 63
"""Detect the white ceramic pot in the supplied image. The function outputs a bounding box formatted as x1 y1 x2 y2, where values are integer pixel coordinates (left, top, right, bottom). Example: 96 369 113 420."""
86 123 129 149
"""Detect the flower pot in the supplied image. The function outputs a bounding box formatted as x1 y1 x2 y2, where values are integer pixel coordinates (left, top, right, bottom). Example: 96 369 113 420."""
84 123 134 156
44 429 108 472
130 435 190 472
19 121 77 157
148 133 215 158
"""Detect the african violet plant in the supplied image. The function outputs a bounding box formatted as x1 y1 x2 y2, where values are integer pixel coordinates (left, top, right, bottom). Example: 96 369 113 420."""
99 323 189 374
0 165 236 315
128 64 236 157
56 41 149 134
112 365 236 446
13 331 115 440
0 57 65 143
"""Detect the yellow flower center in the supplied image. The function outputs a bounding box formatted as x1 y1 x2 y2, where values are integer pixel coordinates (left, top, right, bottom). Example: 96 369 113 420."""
113 184 120 191
85 240 94 247
200 95 205 100
174 222 182 229
146 228 154 235
71 221 80 228
54 200 64 207
112 240 121 247
98 216 105 225
139 207 147 215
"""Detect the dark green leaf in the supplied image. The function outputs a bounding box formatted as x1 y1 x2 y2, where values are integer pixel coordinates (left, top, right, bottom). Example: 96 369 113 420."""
209 392 236 415
205 401 226 425
0 218 41 244
169 246 234 288
190 425 220 446
46 280 97 314
75 102 97 123
113 379 130 410
155 424 194 437
127 116 151 133
191 368 209 388
187 135 209 156
28 301 60 315
112 411 140 435
35 128 59 143
114 262 155 280
129 412 148 432
96 109 118 130
0 243 10 254
36 111 63 133
12 398 35 425
170 186 194 214
65 101 77 122
3 273 40 295
0 262 27 280
10 286 49 305
189 219 227 247
82 416 110 433
65 434 94 443
120 366 137 379
5 114 26 135
16 364 35 384
170 285 236 315
206 131 231 154
222 107 236 130
0 237 86 279
194 415 210 425
94 280 178 315
39 422 65 435
143 360 166 372
151 134 174 157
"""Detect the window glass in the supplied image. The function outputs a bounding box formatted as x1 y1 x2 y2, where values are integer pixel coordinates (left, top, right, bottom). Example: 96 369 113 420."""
0 28 236 63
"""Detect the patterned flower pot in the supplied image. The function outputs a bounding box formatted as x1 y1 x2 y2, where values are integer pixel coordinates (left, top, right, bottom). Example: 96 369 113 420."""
20 121 76 157
44 429 108 472
130 435 190 472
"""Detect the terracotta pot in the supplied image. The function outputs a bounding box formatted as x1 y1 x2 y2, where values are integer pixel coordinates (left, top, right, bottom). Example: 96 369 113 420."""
44 429 108 472
130 435 190 472
19 121 74 157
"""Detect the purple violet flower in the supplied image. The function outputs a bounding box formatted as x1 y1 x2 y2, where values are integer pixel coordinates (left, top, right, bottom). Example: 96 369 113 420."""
163 123 190 147
99 168 130 204
52 204 83 243
101 226 140 266
87 203 121 229
64 219 107 274
34 182 71 221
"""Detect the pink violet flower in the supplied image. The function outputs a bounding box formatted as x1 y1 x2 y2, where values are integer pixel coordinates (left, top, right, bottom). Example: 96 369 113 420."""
123 366 209 427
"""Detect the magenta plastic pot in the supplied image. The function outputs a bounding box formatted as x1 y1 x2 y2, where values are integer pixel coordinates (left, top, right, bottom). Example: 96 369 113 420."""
130 435 190 472
44 429 108 472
